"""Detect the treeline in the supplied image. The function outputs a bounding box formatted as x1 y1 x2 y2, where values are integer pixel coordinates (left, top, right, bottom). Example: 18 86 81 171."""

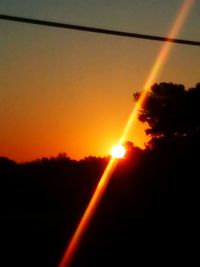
0 142 198 266
0 82 199 266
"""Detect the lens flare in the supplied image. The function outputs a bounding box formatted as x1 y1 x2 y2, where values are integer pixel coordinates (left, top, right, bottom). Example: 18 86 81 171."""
58 158 117 267
58 1 195 266
119 0 195 144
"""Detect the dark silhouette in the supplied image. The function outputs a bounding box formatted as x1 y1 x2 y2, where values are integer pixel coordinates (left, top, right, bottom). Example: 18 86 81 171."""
134 82 200 148
0 82 199 266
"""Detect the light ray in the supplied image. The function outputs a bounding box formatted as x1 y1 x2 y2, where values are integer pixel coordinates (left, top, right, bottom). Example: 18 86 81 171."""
119 0 195 144
58 158 117 267
58 1 195 266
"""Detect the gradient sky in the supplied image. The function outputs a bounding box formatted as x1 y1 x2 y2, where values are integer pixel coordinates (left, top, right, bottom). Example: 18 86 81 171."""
0 0 199 162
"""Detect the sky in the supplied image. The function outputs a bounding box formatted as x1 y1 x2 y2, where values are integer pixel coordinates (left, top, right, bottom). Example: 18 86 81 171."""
0 0 199 162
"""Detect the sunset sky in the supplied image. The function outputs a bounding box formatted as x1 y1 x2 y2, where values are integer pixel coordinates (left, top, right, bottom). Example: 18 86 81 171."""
0 0 199 162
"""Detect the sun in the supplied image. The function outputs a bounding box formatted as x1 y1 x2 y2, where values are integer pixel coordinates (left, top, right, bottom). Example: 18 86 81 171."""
111 144 126 159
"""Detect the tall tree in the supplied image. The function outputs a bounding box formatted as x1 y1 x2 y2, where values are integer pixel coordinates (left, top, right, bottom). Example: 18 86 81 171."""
134 82 200 147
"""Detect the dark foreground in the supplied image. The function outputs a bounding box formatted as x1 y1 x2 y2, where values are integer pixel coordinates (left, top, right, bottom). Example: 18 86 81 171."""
0 139 199 266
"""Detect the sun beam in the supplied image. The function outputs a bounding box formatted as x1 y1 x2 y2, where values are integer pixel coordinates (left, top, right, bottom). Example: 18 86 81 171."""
58 1 195 266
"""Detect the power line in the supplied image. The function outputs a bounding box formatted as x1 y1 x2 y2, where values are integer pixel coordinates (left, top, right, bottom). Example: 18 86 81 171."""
0 14 200 47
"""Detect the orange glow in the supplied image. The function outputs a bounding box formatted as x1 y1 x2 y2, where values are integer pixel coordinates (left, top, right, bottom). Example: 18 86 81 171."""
111 144 126 158
58 1 195 266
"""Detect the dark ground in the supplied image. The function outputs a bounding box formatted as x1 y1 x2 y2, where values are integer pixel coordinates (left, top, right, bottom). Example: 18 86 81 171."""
0 140 199 266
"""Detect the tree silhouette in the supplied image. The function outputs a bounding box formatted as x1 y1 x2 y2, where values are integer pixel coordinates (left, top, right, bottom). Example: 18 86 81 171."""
134 82 200 147
1 82 200 266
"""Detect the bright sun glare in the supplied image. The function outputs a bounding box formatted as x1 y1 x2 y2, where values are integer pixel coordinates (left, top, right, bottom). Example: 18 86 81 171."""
111 144 126 158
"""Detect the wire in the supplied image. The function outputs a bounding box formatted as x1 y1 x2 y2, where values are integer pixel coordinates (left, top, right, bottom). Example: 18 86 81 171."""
0 14 200 46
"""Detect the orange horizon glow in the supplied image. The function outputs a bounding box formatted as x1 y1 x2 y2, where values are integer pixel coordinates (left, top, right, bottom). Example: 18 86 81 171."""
58 1 195 267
